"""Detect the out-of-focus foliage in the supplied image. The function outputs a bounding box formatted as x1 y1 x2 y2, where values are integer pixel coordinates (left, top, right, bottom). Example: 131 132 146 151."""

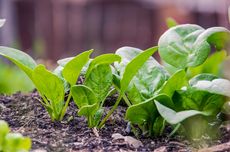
0 60 34 94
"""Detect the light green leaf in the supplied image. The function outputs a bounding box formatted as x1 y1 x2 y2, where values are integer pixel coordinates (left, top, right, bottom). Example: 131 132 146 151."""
33 65 65 116
62 50 93 85
84 64 113 102
85 54 121 78
0 19 6 28
125 97 157 124
0 46 37 78
155 100 209 125
190 74 230 97
158 24 230 68
120 47 158 93
71 85 98 109
159 70 187 97
115 47 168 103
188 50 227 78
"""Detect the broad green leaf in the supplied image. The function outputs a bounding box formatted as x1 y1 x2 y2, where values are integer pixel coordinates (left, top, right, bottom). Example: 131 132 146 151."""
32 65 65 116
115 47 168 103
159 70 187 97
190 74 230 97
58 57 92 75
78 103 98 117
4 133 31 152
62 50 93 85
84 64 113 102
71 85 97 109
71 85 98 125
155 100 209 125
125 97 157 124
0 46 37 78
158 24 230 68
85 54 121 78
203 94 225 115
188 50 227 78
0 19 6 28
119 47 158 93
166 17 178 28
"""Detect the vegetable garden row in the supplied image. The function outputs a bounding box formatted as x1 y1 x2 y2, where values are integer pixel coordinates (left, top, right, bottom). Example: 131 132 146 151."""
0 19 230 151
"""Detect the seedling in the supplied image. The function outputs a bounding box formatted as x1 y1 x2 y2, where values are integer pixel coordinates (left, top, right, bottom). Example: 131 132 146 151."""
0 47 92 121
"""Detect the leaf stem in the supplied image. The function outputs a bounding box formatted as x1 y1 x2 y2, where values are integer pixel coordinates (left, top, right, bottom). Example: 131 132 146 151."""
60 92 72 120
98 93 123 128
122 94 132 106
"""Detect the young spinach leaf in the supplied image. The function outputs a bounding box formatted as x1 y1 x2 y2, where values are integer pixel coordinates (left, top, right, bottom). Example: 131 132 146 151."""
62 50 93 86
0 46 37 78
190 74 230 97
32 65 65 121
158 24 230 69
98 47 157 128
114 47 167 104
71 54 120 128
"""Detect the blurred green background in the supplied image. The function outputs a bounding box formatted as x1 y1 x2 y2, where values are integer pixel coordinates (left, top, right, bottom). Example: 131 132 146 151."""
0 60 34 94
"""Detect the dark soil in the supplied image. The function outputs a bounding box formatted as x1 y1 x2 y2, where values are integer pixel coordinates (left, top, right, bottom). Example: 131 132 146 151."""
0 92 229 152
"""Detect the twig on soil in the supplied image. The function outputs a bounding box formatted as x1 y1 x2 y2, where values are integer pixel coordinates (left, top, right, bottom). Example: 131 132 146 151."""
198 141 230 152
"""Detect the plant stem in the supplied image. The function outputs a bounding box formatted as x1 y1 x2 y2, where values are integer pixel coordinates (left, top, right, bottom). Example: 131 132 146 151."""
122 94 131 106
98 94 123 128
60 92 72 120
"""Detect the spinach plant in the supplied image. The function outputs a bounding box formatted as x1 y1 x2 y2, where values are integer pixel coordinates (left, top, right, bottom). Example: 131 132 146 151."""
70 54 121 127
97 47 158 128
0 46 92 121
154 24 230 139
0 120 31 152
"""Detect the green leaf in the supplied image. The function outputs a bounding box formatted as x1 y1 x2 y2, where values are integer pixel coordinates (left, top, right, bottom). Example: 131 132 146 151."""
188 50 227 78
190 74 230 97
84 64 113 102
125 97 157 125
62 50 93 85
71 85 99 127
155 100 209 125
85 54 121 78
0 46 37 78
166 17 178 28
115 47 168 103
71 85 97 108
33 65 65 118
158 24 230 68
0 19 6 28
159 70 187 97
119 47 158 93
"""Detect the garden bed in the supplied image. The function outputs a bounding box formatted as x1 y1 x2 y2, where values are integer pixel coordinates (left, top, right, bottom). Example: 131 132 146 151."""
0 92 230 152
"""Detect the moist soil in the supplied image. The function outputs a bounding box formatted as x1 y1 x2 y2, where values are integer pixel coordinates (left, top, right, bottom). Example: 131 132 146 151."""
0 92 230 152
